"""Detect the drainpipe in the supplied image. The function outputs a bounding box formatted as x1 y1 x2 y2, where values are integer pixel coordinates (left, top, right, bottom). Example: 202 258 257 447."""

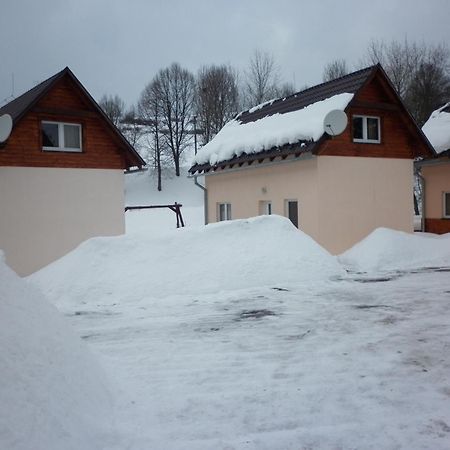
194 175 208 225
417 168 426 233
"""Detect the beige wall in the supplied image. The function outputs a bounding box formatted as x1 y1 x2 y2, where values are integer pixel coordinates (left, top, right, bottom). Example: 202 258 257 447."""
422 161 450 218
205 156 414 254
317 156 414 254
206 157 320 238
0 167 125 276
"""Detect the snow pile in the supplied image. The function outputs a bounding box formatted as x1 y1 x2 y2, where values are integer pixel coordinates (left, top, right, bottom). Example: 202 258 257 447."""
30 215 345 308
339 228 450 273
193 93 354 166
422 102 450 154
0 254 114 450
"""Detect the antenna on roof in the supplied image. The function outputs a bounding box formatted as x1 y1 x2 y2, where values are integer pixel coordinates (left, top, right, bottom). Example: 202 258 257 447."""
0 114 13 143
323 109 348 136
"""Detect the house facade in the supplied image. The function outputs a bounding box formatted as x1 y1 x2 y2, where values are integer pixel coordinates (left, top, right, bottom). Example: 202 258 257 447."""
420 103 450 234
190 65 434 254
0 67 145 275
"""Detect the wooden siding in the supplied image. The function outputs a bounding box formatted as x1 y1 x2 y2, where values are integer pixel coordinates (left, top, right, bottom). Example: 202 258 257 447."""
0 78 126 169
318 74 430 159
425 218 450 234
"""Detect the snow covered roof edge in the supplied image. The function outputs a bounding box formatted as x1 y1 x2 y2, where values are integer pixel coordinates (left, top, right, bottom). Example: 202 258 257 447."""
422 102 450 155
191 92 354 168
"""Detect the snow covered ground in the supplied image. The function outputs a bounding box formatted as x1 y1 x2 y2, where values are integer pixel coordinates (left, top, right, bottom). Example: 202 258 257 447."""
2 168 450 449
26 211 450 449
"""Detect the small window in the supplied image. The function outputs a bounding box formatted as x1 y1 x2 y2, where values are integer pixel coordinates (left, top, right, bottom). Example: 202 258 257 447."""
444 192 450 218
218 203 231 221
259 201 272 215
42 121 82 152
352 116 380 143
285 200 298 228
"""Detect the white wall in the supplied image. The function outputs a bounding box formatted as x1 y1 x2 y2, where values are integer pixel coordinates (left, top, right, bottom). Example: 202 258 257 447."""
204 155 414 255
205 157 319 237
0 167 125 276
317 156 414 254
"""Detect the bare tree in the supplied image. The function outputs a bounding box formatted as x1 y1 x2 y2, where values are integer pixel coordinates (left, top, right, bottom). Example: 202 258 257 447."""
322 59 349 82
154 63 196 176
98 94 125 127
120 106 147 158
138 79 166 190
196 64 239 144
243 49 280 107
364 38 422 98
276 81 296 98
405 44 450 126
362 38 450 125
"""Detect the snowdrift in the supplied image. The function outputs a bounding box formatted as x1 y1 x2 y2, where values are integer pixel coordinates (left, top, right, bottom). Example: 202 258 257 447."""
0 254 114 450
339 228 450 273
30 215 345 307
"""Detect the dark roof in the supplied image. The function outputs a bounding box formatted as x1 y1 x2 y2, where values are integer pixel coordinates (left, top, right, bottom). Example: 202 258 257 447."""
236 65 376 125
0 67 145 168
0 70 63 124
191 140 317 175
189 65 378 175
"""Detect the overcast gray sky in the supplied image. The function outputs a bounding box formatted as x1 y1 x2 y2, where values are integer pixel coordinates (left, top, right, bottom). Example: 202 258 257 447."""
1 0 449 109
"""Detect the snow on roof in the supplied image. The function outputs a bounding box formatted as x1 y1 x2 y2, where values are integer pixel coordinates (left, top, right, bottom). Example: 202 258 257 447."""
193 92 354 166
422 102 450 154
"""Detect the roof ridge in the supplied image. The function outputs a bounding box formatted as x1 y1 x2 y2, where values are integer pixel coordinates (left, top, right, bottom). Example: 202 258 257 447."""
286 64 377 101
237 64 377 120
0 68 66 112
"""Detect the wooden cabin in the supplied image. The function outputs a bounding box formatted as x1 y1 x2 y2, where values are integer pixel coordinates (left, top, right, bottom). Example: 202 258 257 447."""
419 103 450 234
190 64 434 254
0 67 145 275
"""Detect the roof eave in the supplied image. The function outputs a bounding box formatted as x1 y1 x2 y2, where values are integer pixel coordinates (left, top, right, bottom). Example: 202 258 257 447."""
189 141 316 175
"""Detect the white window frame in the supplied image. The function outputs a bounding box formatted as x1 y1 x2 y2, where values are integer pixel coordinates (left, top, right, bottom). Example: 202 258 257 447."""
42 121 82 152
444 192 450 218
352 115 381 144
217 202 232 221
259 200 272 215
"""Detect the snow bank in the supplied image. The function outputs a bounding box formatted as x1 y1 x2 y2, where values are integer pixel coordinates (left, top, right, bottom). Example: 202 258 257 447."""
29 215 345 308
0 254 114 450
339 228 450 273
193 93 354 166
422 102 450 154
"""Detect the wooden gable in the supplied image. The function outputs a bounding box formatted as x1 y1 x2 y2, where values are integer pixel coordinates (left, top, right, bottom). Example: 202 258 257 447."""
0 68 145 170
318 67 434 159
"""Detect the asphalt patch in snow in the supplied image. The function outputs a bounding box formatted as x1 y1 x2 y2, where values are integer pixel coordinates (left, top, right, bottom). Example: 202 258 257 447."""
237 309 277 320
353 276 395 283
354 304 392 310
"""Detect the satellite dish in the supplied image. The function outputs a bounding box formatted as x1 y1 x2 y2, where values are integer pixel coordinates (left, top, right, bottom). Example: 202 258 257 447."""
323 110 348 136
0 114 13 143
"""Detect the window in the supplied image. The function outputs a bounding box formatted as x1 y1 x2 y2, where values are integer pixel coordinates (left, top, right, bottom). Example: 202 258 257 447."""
352 116 380 143
444 192 450 218
218 203 231 221
42 121 82 152
285 200 298 228
259 201 272 215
